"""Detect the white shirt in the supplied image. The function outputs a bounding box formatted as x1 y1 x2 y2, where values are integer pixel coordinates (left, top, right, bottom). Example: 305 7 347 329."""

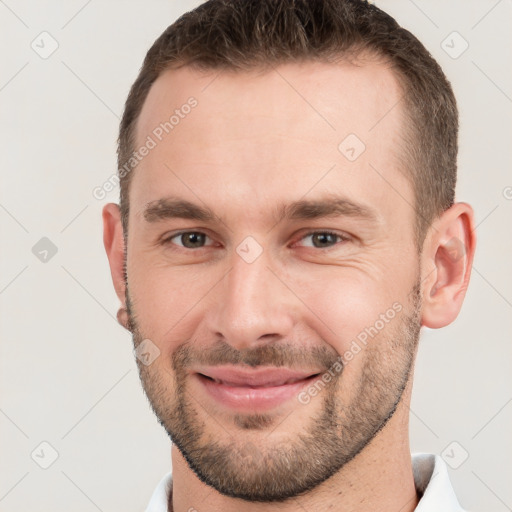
145 453 465 512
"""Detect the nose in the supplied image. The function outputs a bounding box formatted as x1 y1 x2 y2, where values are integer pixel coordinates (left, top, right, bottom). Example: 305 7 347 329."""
204 249 297 351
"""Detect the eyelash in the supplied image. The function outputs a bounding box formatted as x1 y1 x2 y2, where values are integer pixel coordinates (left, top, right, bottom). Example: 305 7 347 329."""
160 230 350 251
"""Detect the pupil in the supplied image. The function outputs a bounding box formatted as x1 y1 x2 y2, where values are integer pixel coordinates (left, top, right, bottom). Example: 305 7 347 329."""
313 233 335 247
183 233 205 248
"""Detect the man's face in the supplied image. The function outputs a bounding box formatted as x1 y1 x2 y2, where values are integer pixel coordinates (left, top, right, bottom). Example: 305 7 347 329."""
126 60 422 501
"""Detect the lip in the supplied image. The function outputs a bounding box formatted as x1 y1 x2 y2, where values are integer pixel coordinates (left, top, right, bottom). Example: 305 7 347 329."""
193 366 321 411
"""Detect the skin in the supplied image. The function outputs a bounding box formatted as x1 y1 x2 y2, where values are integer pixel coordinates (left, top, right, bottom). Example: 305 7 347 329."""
103 60 476 512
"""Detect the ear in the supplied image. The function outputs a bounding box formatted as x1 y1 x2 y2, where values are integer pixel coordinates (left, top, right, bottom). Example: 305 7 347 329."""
102 203 129 330
420 202 476 329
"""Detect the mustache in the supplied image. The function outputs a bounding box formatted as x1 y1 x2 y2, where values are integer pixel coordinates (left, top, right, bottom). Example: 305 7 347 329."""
171 338 342 373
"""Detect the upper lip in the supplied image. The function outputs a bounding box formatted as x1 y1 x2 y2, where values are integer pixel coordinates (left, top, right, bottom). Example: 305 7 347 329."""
194 366 321 387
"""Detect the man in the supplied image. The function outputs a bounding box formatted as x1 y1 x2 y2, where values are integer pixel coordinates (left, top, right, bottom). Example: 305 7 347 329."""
102 0 476 510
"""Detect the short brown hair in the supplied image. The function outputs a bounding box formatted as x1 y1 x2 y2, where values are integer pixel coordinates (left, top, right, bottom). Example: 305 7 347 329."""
117 0 458 247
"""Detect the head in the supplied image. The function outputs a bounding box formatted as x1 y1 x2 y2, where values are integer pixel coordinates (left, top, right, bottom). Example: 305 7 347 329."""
103 0 475 503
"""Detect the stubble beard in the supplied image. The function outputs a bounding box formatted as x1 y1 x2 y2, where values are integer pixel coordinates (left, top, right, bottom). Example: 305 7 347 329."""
126 281 422 502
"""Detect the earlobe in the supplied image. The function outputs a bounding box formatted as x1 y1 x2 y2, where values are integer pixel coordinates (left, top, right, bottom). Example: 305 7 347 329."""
102 203 128 322
421 202 476 329
117 306 130 331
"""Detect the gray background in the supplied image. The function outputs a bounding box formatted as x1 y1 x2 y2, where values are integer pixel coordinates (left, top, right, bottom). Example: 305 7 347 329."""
1 1 511 510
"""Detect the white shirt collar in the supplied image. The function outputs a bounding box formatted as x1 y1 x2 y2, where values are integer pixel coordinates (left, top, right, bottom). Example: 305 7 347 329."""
145 453 465 512
413 453 465 511
145 469 173 512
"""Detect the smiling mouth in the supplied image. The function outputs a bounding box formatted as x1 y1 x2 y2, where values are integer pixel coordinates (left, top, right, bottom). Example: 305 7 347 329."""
194 370 323 411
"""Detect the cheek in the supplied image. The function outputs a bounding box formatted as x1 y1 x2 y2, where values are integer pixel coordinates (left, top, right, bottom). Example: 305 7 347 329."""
127 261 215 344
290 266 408 371
294 267 398 335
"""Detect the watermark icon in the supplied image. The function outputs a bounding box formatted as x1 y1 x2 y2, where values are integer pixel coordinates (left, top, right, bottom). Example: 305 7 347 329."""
441 31 469 60
236 236 263 263
134 339 161 366
32 237 58 263
503 186 512 200
31 31 59 59
441 441 469 469
298 301 402 404
445 236 466 263
92 97 198 200
338 133 366 162
238 441 261 462
31 441 59 469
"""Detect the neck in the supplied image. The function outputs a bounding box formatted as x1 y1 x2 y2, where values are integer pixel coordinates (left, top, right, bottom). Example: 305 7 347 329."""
170 385 418 512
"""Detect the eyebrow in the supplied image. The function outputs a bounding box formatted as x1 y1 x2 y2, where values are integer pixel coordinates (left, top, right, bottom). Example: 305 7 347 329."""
143 196 378 224
278 197 377 222
144 198 215 222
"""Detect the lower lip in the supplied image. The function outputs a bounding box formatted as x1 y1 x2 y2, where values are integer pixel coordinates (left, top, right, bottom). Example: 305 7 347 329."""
195 373 319 411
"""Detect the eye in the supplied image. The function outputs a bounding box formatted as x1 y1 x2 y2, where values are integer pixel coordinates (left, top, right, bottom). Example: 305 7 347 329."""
162 231 214 249
296 231 348 249
161 230 348 251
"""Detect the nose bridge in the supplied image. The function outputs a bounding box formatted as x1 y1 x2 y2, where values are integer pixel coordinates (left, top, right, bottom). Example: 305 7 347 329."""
208 250 295 348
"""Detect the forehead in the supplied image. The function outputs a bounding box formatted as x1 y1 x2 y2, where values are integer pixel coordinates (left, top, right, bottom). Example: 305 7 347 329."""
131 59 410 229
136 58 404 146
